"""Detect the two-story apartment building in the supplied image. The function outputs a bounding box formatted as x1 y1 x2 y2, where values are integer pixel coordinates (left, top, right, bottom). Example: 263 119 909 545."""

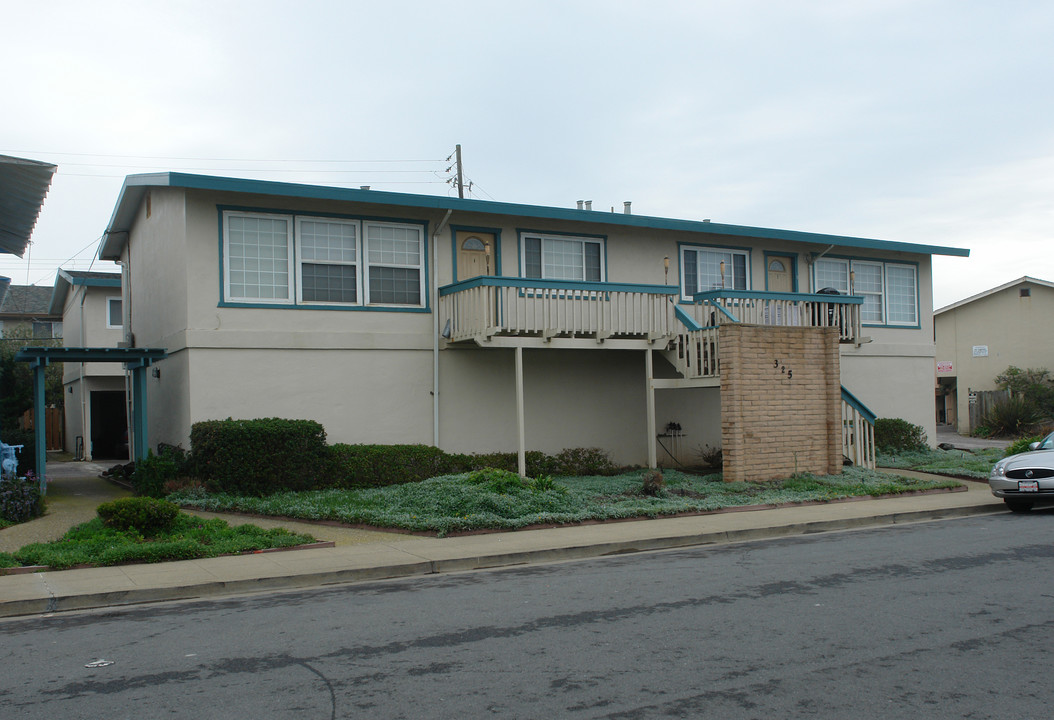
97 173 968 480
49 269 128 460
935 276 1054 432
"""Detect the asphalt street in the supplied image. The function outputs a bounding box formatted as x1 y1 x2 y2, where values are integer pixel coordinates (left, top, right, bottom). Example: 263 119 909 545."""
3 511 1052 719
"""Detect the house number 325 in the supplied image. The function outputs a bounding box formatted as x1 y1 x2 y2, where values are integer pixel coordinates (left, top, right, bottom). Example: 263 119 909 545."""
773 359 792 380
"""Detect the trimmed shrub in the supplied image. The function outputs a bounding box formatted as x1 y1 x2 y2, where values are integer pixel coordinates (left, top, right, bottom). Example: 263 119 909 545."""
874 418 927 452
131 449 182 498
329 444 618 489
463 468 527 494
0 474 44 523
190 418 329 495
329 444 450 488
97 497 180 535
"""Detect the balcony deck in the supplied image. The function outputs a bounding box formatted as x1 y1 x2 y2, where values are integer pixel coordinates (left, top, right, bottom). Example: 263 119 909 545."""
438 279 864 355
438 277 679 347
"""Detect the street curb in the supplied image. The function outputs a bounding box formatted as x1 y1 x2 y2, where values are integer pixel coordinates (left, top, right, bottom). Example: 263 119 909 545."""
0 501 1005 619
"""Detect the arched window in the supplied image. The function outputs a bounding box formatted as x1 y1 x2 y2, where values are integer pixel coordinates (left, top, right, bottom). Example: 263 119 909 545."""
462 236 486 251
768 259 786 272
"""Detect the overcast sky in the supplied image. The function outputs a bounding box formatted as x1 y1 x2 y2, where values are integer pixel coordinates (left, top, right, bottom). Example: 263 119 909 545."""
3 0 1052 309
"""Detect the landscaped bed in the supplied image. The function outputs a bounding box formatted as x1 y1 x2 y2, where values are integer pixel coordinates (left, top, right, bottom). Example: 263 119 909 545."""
877 447 1003 479
0 511 319 572
167 467 962 537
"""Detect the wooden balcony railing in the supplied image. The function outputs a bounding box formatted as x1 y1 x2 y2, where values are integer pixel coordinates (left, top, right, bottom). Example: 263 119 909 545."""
841 386 877 469
688 290 864 344
438 277 679 343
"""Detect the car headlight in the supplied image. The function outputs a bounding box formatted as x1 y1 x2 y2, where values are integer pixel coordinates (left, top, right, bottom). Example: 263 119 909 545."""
992 463 1007 478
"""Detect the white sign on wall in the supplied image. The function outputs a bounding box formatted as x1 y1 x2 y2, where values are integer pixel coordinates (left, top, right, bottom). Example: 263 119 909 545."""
972 345 989 357
936 361 953 373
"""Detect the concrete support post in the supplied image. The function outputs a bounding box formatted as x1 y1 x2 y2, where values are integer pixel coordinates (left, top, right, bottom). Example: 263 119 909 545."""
646 348 657 469
515 346 526 477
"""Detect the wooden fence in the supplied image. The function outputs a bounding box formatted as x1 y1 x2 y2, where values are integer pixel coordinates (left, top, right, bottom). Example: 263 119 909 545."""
968 389 1010 433
19 407 64 450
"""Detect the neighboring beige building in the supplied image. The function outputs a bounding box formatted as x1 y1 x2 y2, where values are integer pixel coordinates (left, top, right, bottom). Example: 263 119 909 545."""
96 173 968 479
49 269 128 460
934 276 1054 433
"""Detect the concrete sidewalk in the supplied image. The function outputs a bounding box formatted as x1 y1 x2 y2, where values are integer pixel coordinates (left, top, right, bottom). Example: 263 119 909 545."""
0 463 1007 619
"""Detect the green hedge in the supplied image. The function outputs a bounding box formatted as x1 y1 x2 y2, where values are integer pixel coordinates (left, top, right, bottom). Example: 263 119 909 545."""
328 444 618 488
182 418 619 495
190 418 329 495
874 418 927 453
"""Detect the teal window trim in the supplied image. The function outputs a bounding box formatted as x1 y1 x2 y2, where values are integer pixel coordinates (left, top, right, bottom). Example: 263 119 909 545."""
516 228 607 282
216 206 430 311
762 250 798 292
217 301 429 313
811 253 921 329
450 224 502 282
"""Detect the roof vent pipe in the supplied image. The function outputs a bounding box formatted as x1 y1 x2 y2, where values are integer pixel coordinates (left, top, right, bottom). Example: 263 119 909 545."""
360 186 371 190
624 201 632 214
584 200 592 211
577 200 584 210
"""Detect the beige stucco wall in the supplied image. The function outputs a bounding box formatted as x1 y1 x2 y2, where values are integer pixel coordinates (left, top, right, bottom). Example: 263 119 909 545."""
935 282 1054 431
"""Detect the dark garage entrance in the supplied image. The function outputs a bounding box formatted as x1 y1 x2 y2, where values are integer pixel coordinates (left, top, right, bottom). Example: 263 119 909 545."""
90 390 128 460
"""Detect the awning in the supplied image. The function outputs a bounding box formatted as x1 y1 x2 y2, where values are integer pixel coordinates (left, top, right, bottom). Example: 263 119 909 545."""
0 154 58 257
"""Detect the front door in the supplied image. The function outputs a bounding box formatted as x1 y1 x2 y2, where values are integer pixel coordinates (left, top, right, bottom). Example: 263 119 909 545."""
767 255 794 292
456 231 495 280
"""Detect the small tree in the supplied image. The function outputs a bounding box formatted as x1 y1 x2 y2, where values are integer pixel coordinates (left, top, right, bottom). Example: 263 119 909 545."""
995 366 1054 419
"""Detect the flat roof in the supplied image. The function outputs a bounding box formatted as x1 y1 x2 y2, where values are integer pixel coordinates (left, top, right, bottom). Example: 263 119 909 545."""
99 171 971 261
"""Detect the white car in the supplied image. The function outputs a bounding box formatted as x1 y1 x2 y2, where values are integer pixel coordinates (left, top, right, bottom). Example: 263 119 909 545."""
989 432 1054 513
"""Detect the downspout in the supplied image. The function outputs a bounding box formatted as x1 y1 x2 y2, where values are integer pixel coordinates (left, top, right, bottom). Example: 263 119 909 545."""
432 209 453 448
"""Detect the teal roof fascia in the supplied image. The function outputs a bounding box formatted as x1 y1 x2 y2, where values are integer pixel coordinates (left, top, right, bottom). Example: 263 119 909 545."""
14 346 167 368
99 172 972 261
50 269 122 313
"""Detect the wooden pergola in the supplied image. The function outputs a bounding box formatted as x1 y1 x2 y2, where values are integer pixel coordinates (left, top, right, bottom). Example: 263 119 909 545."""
14 346 167 494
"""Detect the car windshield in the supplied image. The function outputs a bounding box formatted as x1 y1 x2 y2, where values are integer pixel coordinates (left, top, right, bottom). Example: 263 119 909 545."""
1039 433 1054 450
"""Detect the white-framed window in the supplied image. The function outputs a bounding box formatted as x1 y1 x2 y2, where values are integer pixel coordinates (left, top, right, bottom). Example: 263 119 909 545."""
680 246 749 301
225 212 294 303
106 297 123 329
296 218 360 304
366 222 424 305
885 263 918 325
521 233 604 282
223 211 425 307
813 258 918 326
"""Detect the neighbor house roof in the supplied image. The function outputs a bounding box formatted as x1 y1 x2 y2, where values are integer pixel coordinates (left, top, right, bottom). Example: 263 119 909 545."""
934 276 1054 315
98 172 971 261
0 154 57 257
0 284 58 318
49 268 122 314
